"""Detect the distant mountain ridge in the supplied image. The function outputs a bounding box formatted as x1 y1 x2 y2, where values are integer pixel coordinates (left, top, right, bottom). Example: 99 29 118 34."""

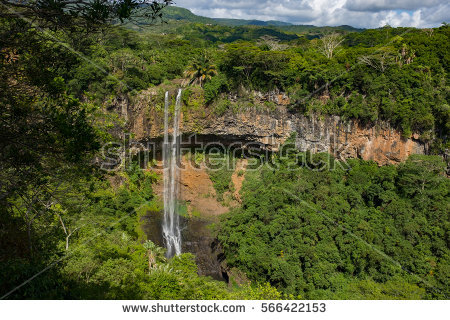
162 6 292 26
162 6 363 31
213 18 293 27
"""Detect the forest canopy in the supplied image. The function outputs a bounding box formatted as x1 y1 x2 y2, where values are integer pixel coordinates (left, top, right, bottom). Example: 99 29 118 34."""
218 149 449 299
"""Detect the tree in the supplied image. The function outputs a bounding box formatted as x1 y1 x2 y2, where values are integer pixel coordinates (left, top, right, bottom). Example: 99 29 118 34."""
0 1 172 30
258 35 288 51
318 33 344 59
143 240 166 270
396 44 416 66
221 43 260 85
220 42 291 90
358 47 395 72
0 0 173 291
396 155 447 198
184 53 218 86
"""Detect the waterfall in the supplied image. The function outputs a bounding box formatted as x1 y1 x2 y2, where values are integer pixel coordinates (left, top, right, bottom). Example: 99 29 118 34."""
162 89 182 258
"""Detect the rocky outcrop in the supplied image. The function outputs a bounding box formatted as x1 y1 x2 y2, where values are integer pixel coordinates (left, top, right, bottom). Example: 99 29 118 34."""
127 89 426 165
152 157 229 217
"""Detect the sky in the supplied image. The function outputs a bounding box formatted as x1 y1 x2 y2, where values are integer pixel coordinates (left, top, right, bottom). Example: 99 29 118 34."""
173 0 449 28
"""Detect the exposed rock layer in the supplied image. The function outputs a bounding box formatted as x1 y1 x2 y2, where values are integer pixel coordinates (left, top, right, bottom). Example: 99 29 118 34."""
127 90 426 165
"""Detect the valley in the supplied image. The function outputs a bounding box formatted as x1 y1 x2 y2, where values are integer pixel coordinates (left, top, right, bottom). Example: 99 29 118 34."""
0 2 448 301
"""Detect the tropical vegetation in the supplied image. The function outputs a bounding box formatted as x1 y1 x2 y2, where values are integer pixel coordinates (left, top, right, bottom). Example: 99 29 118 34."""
0 3 448 300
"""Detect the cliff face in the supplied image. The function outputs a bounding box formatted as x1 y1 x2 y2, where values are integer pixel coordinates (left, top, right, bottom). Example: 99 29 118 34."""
127 90 426 165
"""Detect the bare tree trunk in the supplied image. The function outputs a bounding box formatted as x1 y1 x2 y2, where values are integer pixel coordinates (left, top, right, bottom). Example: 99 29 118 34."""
57 213 79 251
66 236 69 251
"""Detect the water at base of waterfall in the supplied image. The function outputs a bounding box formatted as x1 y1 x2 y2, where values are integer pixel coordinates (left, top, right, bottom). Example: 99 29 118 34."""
162 89 182 258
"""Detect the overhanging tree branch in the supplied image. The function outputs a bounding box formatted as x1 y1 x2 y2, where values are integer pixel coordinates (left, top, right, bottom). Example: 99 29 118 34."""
0 0 173 30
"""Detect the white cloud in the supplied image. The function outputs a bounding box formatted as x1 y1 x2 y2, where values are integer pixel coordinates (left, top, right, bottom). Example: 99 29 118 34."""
344 0 442 12
173 0 449 28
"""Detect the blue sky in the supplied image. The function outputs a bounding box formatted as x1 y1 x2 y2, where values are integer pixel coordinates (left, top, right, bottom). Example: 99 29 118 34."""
173 0 449 28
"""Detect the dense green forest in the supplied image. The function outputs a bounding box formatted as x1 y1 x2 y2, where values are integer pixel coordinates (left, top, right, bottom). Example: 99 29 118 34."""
218 148 449 299
0 2 448 300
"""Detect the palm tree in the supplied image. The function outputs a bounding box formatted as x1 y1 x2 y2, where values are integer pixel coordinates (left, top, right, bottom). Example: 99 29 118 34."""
143 240 166 271
184 54 218 87
150 264 174 275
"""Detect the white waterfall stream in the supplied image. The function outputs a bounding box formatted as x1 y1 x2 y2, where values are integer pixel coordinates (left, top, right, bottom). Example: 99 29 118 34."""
162 89 182 257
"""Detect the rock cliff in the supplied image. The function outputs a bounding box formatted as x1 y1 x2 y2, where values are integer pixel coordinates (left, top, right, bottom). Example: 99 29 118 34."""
126 89 426 165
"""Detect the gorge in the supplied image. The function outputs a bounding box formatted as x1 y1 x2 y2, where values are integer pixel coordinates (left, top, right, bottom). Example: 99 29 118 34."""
2 7 448 300
125 86 433 281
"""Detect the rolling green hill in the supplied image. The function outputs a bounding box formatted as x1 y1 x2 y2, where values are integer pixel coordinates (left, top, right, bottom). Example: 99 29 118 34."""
162 6 292 27
161 6 216 24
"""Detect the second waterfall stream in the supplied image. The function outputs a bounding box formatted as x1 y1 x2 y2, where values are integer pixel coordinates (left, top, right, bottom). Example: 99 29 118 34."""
162 89 182 257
